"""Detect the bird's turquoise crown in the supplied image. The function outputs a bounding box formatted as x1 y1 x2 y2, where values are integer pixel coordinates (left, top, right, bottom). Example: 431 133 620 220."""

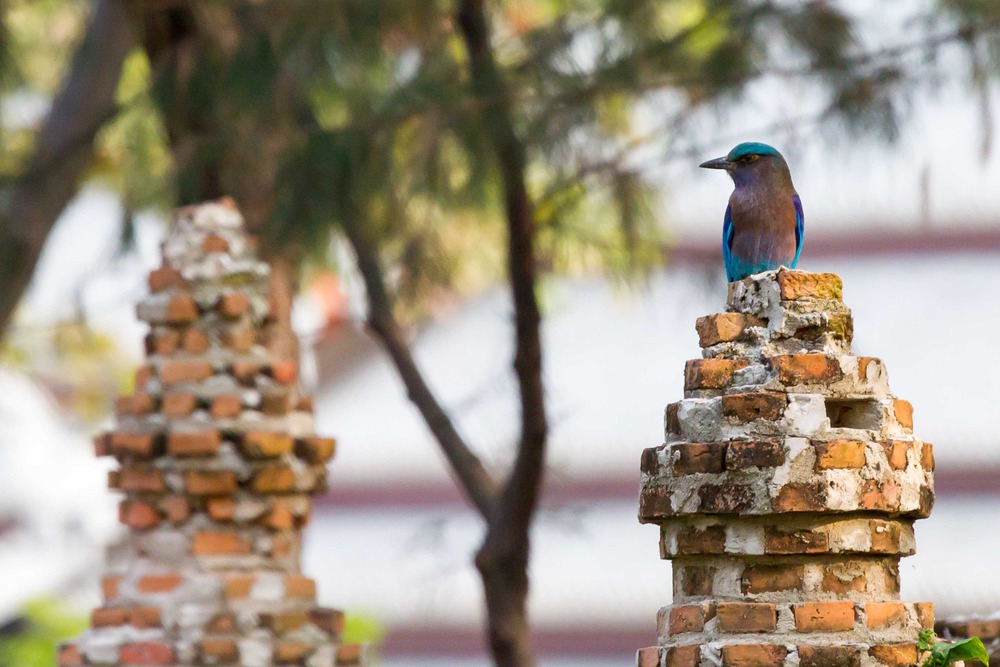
727 141 781 161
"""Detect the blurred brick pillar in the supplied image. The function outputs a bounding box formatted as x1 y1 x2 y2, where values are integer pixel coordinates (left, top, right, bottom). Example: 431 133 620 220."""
59 199 365 667
636 269 934 667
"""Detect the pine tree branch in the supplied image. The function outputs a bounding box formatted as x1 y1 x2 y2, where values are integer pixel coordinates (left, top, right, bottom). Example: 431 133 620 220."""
0 0 134 341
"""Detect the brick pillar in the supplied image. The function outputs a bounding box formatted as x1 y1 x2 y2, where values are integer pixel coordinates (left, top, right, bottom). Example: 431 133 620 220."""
58 199 365 667
636 269 934 667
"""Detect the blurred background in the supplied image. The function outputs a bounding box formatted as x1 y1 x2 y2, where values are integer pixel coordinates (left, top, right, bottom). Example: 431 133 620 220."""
3 1 1000 665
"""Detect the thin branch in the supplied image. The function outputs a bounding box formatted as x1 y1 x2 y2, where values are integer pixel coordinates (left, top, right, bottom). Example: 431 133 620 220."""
342 220 500 518
0 0 134 340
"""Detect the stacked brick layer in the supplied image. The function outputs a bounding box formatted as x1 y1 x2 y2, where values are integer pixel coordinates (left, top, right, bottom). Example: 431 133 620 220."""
637 269 934 667
59 200 365 667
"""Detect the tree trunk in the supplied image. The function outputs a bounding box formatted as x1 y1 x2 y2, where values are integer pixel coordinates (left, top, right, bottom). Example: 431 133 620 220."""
476 543 534 667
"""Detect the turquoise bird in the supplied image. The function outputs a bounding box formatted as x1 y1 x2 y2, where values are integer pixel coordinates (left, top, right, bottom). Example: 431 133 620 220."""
700 142 803 282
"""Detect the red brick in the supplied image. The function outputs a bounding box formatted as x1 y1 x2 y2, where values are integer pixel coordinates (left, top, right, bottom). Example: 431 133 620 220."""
309 608 346 637
57 644 84 666
111 431 161 458
676 526 727 555
772 481 826 512
91 607 127 627
636 646 661 667
726 440 784 469
672 443 726 475
798 645 862 667
680 566 715 597
722 392 786 422
261 503 296 530
640 446 662 475
200 639 238 662
128 607 162 628
261 610 309 633
261 390 293 415
240 431 294 458
716 602 777 633
224 575 255 599
776 268 842 300
137 573 182 593
181 328 210 354
914 602 933 629
192 531 252 556
116 393 157 416
894 399 913 430
821 567 865 594
148 266 185 292
793 601 856 632
206 496 237 521
167 429 221 457
221 326 255 351
666 402 681 436
764 528 828 554
814 440 867 469
859 480 902 512
883 440 909 470
275 641 310 663
206 613 237 633
335 644 365 665
866 602 906 629
120 641 174 665
210 394 243 418
202 233 229 253
160 495 191 524
159 359 213 385
164 294 198 324
770 354 842 385
135 364 152 389
721 644 787 667
665 645 700 667
742 564 804 594
295 436 336 463
147 329 180 355
231 360 262 383
698 483 755 513
868 643 917 666
218 291 251 317
252 465 297 493
669 604 713 634
101 576 121 600
161 392 198 417
695 313 766 347
684 358 748 391
185 470 238 495
119 500 161 529
285 574 317 599
921 442 934 470
93 432 111 457
638 486 672 522
118 466 166 493
869 520 903 553
296 395 314 412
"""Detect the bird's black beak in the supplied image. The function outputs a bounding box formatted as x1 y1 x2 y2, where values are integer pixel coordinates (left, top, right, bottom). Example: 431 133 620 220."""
699 156 731 170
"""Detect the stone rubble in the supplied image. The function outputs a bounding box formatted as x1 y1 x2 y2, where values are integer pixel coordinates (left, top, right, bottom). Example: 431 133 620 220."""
58 199 365 667
636 269 934 667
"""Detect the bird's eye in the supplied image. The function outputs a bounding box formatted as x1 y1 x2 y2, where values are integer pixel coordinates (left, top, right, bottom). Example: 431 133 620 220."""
743 154 759 163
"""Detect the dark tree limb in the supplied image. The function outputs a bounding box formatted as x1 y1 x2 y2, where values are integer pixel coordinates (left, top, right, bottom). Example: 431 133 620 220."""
458 1 548 665
0 0 134 340
342 219 500 518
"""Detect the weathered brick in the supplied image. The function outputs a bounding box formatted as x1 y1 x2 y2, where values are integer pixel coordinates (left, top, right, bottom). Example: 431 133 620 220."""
202 233 229 253
666 402 681 436
721 644 787 667
640 446 662 475
119 500 161 529
206 496 237 521
91 607 127 627
192 531 252 556
716 602 776 633
110 431 161 459
914 602 933 629
868 643 917 667
164 294 199 324
218 291 251 318
159 359 213 385
309 608 346 637
231 360 262 383
335 644 365 665
866 602 906 629
639 486 672 523
200 639 238 662
695 312 765 347
295 436 336 463
274 641 310 663
118 466 166 493
726 440 784 469
793 601 856 632
669 604 713 635
261 503 296 530
252 465 297 493
261 610 309 633
722 392 786 422
168 429 221 457
665 645 700 667
261 390 293 415
821 566 865 594
698 483 755 513
894 399 913 430
859 479 902 512
160 392 197 417
135 364 152 389
240 431 294 458
680 566 716 597
676 525 727 555
776 268 842 300
128 607 162 628
116 392 157 416
869 520 903 553
764 527 828 554
673 443 726 475
285 574 317 599
814 440 867 469
684 358 748 391
921 442 934 470
882 440 909 470
224 575 255 599
120 641 174 665
160 495 191 524
147 329 179 355
798 645 862 667
210 394 243 418
185 470 238 495
206 613 238 633
221 326 255 351
770 354 842 385
772 481 826 512
181 328 210 354
93 432 111 457
270 360 298 385
742 564 804 594
148 266 185 292
137 573 182 594
636 646 661 667
101 576 121 601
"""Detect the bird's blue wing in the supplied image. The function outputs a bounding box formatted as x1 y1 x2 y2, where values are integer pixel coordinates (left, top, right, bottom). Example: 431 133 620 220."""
722 204 736 282
791 194 804 269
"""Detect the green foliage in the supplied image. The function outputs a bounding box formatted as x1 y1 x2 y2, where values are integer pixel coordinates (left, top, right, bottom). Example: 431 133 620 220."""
0 598 87 667
919 628 991 667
